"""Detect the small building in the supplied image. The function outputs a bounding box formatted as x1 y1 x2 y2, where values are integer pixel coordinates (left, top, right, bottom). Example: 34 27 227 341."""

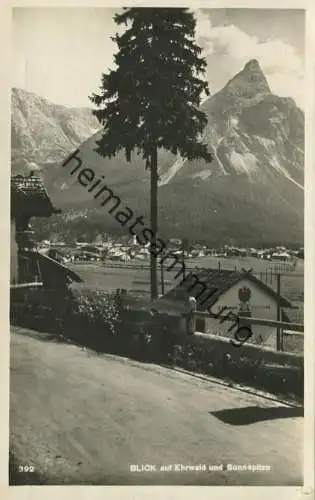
163 268 293 349
11 173 82 288
80 245 104 256
272 251 291 261
168 238 182 247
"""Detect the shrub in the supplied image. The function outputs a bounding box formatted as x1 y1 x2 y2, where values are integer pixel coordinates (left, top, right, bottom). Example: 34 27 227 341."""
70 290 121 336
10 287 303 402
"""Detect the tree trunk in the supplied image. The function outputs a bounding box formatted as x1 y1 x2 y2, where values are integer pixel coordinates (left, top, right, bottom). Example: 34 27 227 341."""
150 146 158 300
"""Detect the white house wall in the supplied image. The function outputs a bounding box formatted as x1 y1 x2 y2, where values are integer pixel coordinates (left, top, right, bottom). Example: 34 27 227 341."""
204 278 279 349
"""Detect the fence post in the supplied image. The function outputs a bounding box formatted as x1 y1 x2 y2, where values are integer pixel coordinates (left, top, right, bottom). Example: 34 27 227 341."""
276 274 282 351
186 296 196 335
160 259 165 296
280 309 284 351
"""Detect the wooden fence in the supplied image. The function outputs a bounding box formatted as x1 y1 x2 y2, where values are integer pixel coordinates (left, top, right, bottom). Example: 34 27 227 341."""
186 308 303 352
72 259 297 274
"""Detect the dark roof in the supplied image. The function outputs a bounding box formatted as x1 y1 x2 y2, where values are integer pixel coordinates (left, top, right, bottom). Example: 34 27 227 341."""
11 174 60 217
16 250 83 288
38 253 83 284
163 268 292 310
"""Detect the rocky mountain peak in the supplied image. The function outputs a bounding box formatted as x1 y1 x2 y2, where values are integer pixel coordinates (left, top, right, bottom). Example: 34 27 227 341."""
11 60 304 244
221 59 271 100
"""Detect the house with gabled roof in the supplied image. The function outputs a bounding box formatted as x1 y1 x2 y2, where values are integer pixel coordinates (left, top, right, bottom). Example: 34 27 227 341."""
11 173 60 219
163 268 294 349
11 172 83 288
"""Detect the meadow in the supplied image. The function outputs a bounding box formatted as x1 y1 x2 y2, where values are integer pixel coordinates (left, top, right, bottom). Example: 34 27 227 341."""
68 255 304 354
70 255 304 305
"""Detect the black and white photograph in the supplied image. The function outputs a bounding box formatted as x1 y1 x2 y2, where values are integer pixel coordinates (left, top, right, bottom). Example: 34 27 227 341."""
9 5 308 487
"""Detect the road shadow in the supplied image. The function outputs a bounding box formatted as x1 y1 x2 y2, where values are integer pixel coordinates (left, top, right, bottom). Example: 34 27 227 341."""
211 405 303 425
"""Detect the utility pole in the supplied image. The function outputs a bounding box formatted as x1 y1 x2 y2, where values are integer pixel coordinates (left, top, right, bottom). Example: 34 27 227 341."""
160 257 165 296
276 273 281 351
150 147 158 300
280 309 284 351
181 238 188 281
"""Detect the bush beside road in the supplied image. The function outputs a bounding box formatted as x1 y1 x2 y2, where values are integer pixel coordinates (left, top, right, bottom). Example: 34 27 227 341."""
11 286 303 404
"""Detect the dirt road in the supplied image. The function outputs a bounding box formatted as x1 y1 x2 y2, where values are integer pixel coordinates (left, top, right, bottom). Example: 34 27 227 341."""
10 326 303 485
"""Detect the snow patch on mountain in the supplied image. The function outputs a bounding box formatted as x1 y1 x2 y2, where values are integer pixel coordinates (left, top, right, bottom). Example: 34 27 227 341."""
254 135 276 150
159 155 185 186
269 155 304 190
229 150 258 175
191 169 213 180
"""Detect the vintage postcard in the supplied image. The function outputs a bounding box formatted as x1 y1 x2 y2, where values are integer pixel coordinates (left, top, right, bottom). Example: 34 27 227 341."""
2 0 314 498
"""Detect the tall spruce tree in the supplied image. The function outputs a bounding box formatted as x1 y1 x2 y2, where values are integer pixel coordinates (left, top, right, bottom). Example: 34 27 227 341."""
90 8 212 299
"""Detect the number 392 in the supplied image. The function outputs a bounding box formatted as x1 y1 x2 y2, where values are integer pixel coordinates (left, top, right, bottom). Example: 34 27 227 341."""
18 465 34 473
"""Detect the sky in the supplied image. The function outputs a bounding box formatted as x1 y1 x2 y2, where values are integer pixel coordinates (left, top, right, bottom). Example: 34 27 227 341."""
12 8 305 110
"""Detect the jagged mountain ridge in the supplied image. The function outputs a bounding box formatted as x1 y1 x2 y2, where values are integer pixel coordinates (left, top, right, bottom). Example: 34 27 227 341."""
11 59 304 244
11 88 100 172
